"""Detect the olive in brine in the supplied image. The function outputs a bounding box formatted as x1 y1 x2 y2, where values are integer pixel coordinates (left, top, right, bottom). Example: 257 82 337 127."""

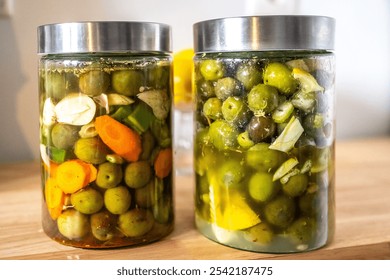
118 208 154 237
263 195 295 228
208 119 239 151
221 96 251 127
124 161 152 189
263 62 298 95
112 70 144 96
51 123 79 150
70 187 104 214
244 223 274 245
57 209 89 240
235 63 262 91
74 137 109 164
96 162 123 189
247 116 276 143
214 77 243 100
104 185 132 215
79 70 110 96
199 59 224 81
90 210 117 241
247 84 279 114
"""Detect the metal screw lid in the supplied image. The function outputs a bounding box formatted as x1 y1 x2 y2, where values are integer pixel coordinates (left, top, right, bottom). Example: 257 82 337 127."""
193 15 335 53
38 21 172 54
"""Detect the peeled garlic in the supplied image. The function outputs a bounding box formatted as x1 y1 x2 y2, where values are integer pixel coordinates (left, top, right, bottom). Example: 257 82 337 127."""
55 93 96 126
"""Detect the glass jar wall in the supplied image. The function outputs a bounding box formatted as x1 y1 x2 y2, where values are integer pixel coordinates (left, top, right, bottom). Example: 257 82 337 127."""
193 16 335 253
38 22 174 248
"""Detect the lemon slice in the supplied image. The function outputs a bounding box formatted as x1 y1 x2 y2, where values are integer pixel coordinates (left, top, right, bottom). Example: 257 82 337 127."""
173 48 194 105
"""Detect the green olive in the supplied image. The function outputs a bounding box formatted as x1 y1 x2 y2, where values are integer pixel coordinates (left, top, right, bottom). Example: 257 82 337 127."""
90 210 117 241
74 137 109 164
96 162 123 189
221 96 251 127
217 160 245 188
70 187 104 214
282 174 309 197
44 72 67 100
118 208 154 237
244 223 274 245
79 70 110 96
247 116 276 143
196 79 215 99
57 209 89 240
286 217 316 245
203 97 222 120
199 59 224 81
248 172 275 203
247 84 279 114
111 70 144 96
214 77 243 100
235 63 262 91
263 62 298 95
237 131 255 149
104 185 132 215
124 161 152 189
51 123 79 150
246 143 285 171
263 195 295 228
146 65 169 89
208 120 239 151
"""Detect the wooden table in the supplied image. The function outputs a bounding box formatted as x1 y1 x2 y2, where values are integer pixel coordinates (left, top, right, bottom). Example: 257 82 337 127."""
1 137 390 260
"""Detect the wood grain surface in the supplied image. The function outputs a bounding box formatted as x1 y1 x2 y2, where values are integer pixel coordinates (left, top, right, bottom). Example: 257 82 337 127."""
1 137 390 260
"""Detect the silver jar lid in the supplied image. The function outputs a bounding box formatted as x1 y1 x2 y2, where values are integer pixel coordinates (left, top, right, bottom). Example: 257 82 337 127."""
38 21 172 54
193 15 335 53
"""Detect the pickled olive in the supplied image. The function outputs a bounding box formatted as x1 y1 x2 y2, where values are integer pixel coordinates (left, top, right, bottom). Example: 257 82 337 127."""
286 217 316 246
208 120 239 151
146 66 169 89
111 70 143 96
244 223 274 245
104 185 132 215
197 79 215 99
214 77 243 101
70 187 104 215
247 84 279 114
247 116 276 143
199 59 224 81
263 195 295 228
282 174 309 197
124 161 152 189
248 172 275 203
150 119 171 148
90 210 117 241
237 131 254 149
96 162 123 189
203 97 222 120
118 208 154 237
235 63 262 91
79 70 110 96
51 123 79 150
218 160 245 188
74 137 109 164
263 62 298 95
221 96 251 127
57 209 89 240
44 72 67 100
246 143 285 171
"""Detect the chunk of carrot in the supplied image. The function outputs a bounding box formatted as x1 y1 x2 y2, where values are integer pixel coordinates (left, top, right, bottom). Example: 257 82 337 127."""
95 115 142 162
154 148 173 179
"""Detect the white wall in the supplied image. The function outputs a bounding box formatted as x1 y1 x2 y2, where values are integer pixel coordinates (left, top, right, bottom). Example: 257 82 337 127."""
0 0 389 162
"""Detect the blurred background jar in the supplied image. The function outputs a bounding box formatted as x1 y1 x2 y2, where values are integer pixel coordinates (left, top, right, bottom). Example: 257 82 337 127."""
173 48 195 176
38 21 174 248
193 15 336 253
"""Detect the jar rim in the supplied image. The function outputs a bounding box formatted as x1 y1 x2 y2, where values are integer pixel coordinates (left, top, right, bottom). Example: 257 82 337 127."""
38 21 172 54
193 15 335 53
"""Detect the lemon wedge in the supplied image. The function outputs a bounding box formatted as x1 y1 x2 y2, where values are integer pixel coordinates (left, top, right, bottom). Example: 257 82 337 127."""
292 68 324 93
173 48 194 105
215 193 260 231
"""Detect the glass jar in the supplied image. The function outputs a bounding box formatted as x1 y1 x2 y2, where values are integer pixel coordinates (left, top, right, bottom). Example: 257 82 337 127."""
37 21 174 248
193 16 335 253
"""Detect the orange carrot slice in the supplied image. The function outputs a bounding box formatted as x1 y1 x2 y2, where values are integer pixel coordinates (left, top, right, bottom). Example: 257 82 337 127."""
56 160 90 194
45 177 65 220
154 148 173 178
95 115 142 162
